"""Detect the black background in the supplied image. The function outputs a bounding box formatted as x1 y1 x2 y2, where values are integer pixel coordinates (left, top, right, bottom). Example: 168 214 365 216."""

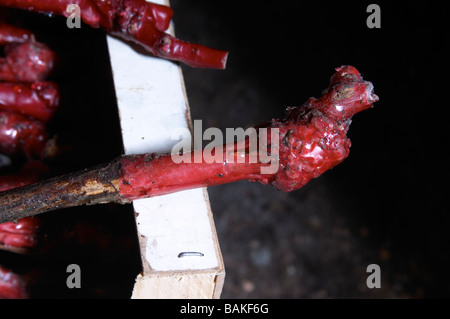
170 0 449 298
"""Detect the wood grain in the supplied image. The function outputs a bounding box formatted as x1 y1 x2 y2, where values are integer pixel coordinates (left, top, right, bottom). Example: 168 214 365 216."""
0 158 123 223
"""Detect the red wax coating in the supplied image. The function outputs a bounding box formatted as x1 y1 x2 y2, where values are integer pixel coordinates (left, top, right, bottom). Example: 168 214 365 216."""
0 40 57 83
0 161 47 249
118 151 263 200
0 111 48 158
0 265 28 299
0 0 173 31
0 0 228 69
128 28 228 69
268 65 378 191
118 66 378 200
0 217 41 249
0 82 60 122
0 22 32 45
111 0 174 31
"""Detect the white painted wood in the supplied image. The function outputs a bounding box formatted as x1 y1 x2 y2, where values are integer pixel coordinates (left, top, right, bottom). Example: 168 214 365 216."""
133 190 221 272
106 0 224 298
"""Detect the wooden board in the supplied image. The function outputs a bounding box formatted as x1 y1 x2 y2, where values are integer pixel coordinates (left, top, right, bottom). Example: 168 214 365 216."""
106 0 225 299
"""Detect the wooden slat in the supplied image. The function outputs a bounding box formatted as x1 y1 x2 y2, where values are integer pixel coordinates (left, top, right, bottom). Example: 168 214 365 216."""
106 0 225 299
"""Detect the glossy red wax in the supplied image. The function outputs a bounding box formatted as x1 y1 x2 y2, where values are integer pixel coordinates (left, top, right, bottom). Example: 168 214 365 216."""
114 0 174 31
268 65 379 191
1 0 174 31
118 151 262 200
147 33 228 69
0 0 227 69
0 40 56 83
0 22 32 46
0 111 48 158
0 265 28 299
0 161 47 250
0 217 41 249
0 82 60 122
119 66 377 200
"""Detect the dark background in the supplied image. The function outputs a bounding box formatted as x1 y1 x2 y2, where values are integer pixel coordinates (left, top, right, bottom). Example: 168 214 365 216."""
0 10 142 298
169 0 449 298
1 1 448 299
